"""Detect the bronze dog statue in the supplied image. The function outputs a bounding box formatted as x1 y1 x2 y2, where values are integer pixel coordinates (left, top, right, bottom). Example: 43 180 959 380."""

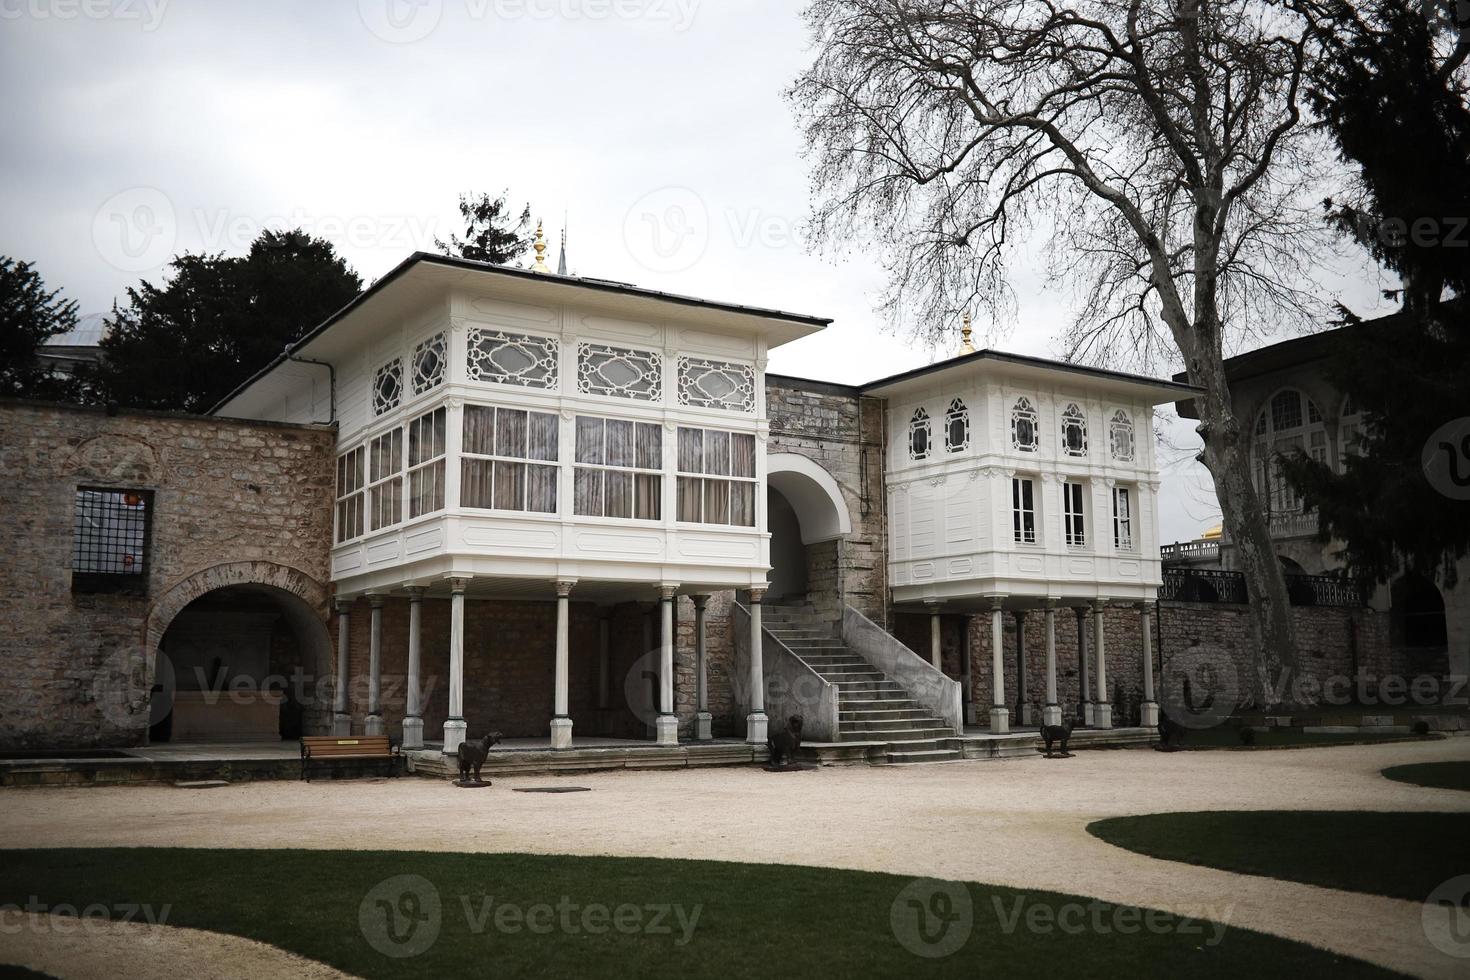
1041 721 1073 758
456 730 502 784
767 714 804 768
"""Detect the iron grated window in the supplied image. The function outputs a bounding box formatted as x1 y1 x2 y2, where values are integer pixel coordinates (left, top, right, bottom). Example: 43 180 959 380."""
72 487 151 593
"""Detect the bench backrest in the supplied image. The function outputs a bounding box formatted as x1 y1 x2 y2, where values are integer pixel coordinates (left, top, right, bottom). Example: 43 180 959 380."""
301 735 394 757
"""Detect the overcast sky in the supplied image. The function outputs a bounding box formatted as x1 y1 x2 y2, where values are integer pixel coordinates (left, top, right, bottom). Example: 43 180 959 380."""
0 0 1397 542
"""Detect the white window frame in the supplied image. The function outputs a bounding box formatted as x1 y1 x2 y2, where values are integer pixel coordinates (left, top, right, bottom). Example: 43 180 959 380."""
460 404 560 515
908 407 932 460
1109 410 1136 461
407 407 446 519
1012 477 1037 545
1113 486 1135 552
1060 403 1088 458
676 426 758 527
574 415 663 521
1063 481 1087 549
367 428 403 532
335 446 365 543
944 398 969 453
1011 398 1039 452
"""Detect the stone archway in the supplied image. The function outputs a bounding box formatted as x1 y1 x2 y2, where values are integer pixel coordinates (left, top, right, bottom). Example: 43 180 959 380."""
765 454 853 609
143 562 333 742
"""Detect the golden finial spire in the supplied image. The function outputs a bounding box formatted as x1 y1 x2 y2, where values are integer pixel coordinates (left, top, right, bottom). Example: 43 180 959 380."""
531 220 550 273
959 311 976 355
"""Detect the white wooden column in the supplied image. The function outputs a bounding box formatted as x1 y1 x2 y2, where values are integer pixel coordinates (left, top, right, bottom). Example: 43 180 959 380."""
746 587 769 743
364 594 386 736
927 602 943 671
332 599 352 736
1077 606 1094 726
402 587 425 749
1043 599 1062 727
655 585 679 746
550 580 575 749
1140 602 1160 727
1093 599 1112 728
988 596 1009 733
693 595 712 740
443 577 470 755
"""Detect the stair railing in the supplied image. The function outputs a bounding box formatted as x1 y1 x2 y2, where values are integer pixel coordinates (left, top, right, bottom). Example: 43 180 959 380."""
732 602 841 743
840 606 964 734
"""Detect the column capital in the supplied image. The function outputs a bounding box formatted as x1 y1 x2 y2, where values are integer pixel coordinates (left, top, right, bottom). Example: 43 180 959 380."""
1012 608 1027 622
555 579 576 598
924 600 943 614
658 584 679 601
404 586 427 600
986 595 1005 613
447 576 472 595
692 594 711 611
749 587 767 604
334 597 354 614
367 593 386 609
1043 597 1059 611
1091 598 1108 612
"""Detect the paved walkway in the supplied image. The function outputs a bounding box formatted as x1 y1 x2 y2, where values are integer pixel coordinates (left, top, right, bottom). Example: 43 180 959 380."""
2 738 1467 978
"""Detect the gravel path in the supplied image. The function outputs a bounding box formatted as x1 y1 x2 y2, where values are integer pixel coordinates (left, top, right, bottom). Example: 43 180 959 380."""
2 737 1467 978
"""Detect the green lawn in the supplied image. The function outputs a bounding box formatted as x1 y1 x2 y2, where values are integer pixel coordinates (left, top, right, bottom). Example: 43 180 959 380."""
1382 761 1470 792
1173 728 1429 750
1088 811 1468 902
0 849 1397 979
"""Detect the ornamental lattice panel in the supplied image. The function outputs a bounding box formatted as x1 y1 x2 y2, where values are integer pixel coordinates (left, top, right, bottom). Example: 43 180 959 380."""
577 342 662 401
466 328 559 389
411 332 447 395
676 356 755 412
372 359 403 415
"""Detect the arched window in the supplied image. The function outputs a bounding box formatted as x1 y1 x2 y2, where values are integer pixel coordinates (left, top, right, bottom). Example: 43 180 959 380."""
908 408 932 460
1109 410 1135 461
944 399 969 453
1339 395 1364 473
1252 389 1325 515
1060 403 1088 457
1011 398 1038 452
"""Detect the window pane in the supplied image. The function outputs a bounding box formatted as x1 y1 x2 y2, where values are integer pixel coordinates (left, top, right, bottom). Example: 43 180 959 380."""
463 405 495 456
494 460 525 510
527 464 557 513
703 478 730 524
576 417 604 464
409 460 444 517
606 419 635 467
528 412 559 462
677 427 702 472
636 474 662 520
461 458 494 509
605 470 633 518
677 476 702 522
637 423 663 470
370 480 401 530
496 409 528 460
574 468 603 516
730 481 754 526
705 430 731 475
731 433 755 478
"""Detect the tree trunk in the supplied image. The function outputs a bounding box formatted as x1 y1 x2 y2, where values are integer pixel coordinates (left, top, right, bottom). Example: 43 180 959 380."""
1190 354 1298 707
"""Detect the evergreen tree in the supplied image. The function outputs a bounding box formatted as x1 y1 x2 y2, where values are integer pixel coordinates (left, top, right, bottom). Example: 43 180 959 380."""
1279 0 1470 586
435 189 533 265
0 257 82 400
90 229 362 413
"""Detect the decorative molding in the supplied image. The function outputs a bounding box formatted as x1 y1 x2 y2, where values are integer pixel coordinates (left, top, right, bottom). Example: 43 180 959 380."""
677 355 756 413
411 332 447 395
467 327 559 389
577 342 661 401
372 359 403 416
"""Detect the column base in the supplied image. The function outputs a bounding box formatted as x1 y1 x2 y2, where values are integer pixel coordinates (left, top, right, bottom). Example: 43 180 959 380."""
442 718 467 755
1020 704 1040 727
1094 703 1113 729
989 707 1010 734
402 716 424 750
1083 702 1096 727
550 716 574 750
1139 701 1160 728
964 702 979 726
654 714 679 746
745 711 769 744
694 711 713 741
332 712 352 737
364 714 385 737
1042 704 1063 728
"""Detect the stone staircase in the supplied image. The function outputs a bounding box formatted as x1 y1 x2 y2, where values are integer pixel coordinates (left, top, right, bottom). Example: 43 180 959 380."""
763 603 962 765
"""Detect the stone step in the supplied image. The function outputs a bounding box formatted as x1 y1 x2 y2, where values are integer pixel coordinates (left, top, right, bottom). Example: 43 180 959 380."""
839 697 924 709
841 708 934 721
839 717 947 731
886 748 963 765
807 667 885 678
841 727 954 742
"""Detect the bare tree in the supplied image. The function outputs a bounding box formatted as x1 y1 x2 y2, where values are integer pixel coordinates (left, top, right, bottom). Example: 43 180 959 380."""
791 0 1338 700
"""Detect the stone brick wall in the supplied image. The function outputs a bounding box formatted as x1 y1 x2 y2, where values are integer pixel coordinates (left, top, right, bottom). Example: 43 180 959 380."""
0 400 336 749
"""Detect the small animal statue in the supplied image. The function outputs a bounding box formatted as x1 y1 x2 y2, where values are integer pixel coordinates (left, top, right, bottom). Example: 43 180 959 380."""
1157 711 1185 751
1041 721 1073 758
456 730 503 784
767 714 804 768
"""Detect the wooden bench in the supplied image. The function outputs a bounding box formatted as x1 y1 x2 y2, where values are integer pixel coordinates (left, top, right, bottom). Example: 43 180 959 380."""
299 735 400 781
